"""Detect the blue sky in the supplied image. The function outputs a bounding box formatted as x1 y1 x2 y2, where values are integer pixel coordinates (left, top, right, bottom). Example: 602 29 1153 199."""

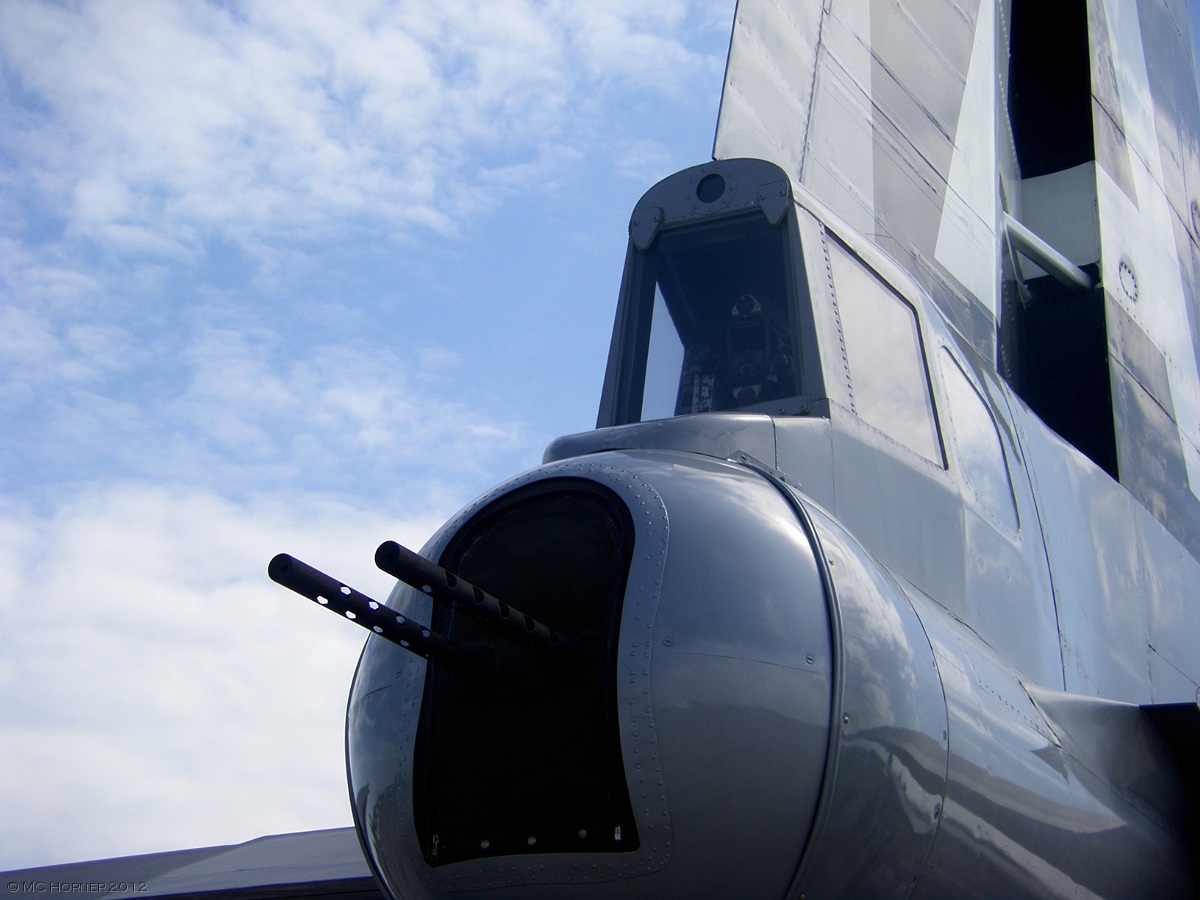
0 0 731 869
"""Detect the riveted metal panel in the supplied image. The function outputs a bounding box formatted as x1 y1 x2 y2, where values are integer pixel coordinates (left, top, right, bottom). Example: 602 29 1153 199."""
774 415 836 512
1009 398 1150 702
717 0 1001 360
1134 494 1200 697
1108 283 1176 415
790 498 949 898
714 0 825 178
1089 0 1140 205
1149 646 1200 703
829 411 965 605
910 590 1192 897
544 413 778 470
937 344 1062 687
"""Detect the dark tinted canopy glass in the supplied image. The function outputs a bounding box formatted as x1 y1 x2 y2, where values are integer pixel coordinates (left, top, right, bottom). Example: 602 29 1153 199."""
620 212 807 423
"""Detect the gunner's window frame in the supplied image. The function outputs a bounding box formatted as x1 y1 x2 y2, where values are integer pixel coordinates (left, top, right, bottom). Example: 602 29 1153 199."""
939 349 1020 532
824 234 946 468
598 205 823 427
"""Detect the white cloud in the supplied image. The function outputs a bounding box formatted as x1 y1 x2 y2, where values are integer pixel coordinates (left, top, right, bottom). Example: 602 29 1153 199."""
1 302 541 505
0 305 60 371
0 0 723 259
615 137 681 184
0 482 451 868
554 0 702 85
165 326 539 486
0 239 104 312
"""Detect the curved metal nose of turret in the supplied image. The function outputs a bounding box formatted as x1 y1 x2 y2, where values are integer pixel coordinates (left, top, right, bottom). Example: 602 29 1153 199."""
345 450 835 899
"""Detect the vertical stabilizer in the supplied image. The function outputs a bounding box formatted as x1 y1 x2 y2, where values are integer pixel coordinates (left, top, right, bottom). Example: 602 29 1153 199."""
715 0 1200 561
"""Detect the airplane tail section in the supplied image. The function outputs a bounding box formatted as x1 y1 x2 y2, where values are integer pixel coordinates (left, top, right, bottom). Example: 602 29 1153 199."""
717 0 1200 563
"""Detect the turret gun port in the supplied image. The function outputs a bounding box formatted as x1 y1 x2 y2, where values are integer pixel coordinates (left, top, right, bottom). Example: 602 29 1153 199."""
375 540 583 665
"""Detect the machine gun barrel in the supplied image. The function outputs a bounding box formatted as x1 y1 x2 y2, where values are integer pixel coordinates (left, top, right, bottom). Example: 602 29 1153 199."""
267 553 485 677
375 540 578 662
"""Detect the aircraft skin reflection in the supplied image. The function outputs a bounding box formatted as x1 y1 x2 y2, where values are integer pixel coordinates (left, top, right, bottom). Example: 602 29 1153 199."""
6 1 1198 898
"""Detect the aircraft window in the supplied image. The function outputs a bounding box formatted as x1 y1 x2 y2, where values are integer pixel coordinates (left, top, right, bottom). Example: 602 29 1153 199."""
641 290 687 420
941 352 1019 531
627 212 803 421
827 239 942 465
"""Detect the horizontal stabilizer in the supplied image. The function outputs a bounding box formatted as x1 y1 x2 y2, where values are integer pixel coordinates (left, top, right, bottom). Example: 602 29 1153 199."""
1024 683 1194 825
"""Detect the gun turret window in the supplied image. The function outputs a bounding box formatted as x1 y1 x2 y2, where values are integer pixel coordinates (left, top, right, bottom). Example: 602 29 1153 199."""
827 239 943 466
941 351 1019 531
607 211 810 425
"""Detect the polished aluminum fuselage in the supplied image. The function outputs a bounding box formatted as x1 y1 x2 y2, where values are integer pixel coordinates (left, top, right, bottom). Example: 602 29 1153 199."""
348 152 1199 900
